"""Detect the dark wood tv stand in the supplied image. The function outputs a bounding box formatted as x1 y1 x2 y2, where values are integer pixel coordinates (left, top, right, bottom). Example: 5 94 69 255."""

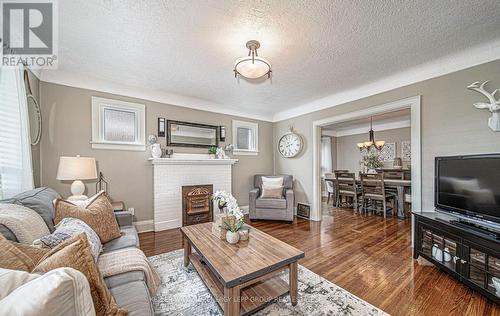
413 212 500 305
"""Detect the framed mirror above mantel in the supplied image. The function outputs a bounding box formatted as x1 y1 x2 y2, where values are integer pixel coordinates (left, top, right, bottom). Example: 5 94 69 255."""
167 120 219 148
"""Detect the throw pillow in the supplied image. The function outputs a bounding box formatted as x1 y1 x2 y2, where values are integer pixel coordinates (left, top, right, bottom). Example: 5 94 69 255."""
0 268 39 300
0 267 96 316
261 185 284 199
261 176 283 187
54 191 121 243
34 218 103 261
0 203 51 243
12 242 49 265
33 233 127 316
0 235 35 271
4 187 61 232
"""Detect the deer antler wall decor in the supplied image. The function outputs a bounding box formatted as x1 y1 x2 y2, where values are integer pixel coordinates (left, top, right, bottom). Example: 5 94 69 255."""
467 80 500 132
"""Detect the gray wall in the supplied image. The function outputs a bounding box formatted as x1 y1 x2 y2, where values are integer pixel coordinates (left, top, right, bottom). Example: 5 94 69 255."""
39 82 274 222
336 127 411 173
274 59 500 212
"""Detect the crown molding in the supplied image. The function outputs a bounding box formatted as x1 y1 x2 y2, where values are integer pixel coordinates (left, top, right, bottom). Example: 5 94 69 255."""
39 70 274 122
273 39 500 122
322 119 411 137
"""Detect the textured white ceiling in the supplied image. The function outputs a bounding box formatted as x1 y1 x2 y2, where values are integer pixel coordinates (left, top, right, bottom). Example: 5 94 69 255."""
42 0 500 121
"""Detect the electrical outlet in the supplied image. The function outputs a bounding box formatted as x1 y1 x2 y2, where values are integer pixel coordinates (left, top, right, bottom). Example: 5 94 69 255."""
127 207 135 215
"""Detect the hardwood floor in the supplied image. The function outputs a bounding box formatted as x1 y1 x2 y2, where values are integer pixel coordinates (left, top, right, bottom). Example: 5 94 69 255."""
139 203 500 315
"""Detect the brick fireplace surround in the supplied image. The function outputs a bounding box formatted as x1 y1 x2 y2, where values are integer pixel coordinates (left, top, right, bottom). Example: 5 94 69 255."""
150 154 238 231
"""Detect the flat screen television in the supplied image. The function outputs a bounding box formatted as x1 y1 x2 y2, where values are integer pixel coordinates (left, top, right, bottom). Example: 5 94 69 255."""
435 154 500 224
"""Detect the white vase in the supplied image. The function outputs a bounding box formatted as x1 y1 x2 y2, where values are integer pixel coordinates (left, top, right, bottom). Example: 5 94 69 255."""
151 144 162 158
226 231 239 244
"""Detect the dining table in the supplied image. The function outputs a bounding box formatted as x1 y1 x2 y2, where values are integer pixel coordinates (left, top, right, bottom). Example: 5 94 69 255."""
324 177 411 219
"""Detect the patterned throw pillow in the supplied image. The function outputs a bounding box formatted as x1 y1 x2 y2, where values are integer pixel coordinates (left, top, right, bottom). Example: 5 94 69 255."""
54 191 121 243
34 218 103 261
33 233 127 316
0 235 35 272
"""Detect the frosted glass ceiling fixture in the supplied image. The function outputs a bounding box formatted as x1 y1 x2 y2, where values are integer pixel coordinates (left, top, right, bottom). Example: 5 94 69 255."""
357 117 385 151
233 40 272 79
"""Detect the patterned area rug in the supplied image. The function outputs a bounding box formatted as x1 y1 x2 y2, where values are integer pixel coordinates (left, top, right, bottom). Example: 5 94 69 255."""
149 249 387 316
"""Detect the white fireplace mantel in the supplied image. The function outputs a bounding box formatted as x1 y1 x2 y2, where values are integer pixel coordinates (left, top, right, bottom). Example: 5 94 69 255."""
150 153 238 231
149 158 238 165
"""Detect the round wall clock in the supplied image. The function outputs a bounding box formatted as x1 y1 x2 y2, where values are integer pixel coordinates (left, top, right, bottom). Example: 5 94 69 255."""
278 128 303 158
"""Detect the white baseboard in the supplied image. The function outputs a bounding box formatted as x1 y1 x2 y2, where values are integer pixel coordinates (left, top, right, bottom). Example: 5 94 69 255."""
134 220 154 233
153 219 180 232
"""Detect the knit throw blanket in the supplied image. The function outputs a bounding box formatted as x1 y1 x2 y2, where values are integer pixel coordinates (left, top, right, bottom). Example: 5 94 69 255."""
98 247 161 295
0 203 50 243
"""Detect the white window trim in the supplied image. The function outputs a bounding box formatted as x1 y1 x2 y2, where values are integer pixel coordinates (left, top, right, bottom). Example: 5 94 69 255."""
91 97 146 151
232 120 259 155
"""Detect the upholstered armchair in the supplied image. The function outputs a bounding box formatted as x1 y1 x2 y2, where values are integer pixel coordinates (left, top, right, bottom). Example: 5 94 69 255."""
249 175 294 223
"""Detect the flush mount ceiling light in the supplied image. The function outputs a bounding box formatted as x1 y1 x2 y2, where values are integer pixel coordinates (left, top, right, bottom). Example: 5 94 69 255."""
356 117 385 151
233 40 272 79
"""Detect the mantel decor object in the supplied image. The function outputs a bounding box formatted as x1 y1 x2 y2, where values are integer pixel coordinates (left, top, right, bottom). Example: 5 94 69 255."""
148 135 162 158
167 120 218 148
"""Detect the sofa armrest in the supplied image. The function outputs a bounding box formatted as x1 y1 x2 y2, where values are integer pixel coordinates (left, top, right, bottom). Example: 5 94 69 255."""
249 188 260 215
285 189 295 214
114 211 133 227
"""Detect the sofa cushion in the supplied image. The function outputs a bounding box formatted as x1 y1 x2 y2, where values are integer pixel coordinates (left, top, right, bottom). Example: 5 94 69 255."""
105 271 145 289
110 281 153 316
255 198 287 209
102 226 139 254
5 187 60 232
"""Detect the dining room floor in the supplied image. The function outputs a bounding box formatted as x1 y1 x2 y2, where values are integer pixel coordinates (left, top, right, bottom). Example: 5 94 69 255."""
139 202 500 315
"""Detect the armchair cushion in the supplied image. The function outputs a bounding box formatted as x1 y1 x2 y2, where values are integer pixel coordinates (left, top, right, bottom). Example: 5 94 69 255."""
256 198 286 209
254 175 293 190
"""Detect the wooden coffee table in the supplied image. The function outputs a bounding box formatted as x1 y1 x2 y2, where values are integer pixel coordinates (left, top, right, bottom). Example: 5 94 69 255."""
181 222 304 316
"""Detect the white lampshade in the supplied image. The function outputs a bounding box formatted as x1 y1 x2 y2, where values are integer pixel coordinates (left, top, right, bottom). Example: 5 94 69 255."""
56 156 97 181
234 56 272 79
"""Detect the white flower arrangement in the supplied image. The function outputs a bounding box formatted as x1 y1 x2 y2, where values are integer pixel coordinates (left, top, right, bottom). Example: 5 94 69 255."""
212 190 243 220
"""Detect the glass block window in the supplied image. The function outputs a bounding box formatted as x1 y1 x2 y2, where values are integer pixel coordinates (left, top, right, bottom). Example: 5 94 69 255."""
232 120 258 155
103 108 136 142
91 97 145 151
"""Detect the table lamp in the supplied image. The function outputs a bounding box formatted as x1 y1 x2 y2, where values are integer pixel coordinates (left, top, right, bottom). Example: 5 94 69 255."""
56 155 97 201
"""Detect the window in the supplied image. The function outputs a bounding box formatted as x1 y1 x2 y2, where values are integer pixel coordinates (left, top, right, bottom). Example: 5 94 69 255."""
0 66 34 199
321 136 333 176
232 120 258 155
91 97 145 151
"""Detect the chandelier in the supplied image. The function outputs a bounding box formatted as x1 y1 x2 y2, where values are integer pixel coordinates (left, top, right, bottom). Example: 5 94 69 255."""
357 117 385 151
233 40 272 79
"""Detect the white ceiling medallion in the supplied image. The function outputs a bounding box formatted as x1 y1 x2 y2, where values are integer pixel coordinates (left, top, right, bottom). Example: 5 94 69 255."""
233 40 272 79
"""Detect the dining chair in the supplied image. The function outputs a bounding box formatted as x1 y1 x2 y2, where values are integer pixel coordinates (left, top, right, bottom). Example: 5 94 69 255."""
324 173 335 205
360 173 397 218
335 171 361 213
